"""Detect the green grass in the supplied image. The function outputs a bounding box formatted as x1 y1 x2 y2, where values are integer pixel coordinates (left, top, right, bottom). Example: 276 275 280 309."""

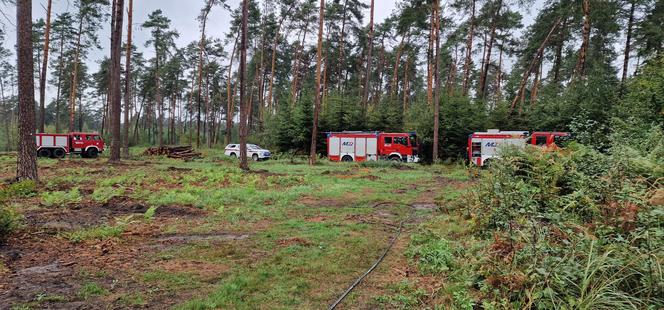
65 224 125 243
3 150 471 308
77 282 108 299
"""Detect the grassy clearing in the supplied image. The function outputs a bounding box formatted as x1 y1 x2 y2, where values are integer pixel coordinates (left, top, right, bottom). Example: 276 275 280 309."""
2 151 464 309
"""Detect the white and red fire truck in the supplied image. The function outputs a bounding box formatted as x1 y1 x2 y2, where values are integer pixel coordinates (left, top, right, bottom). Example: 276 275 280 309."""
35 132 105 159
468 130 570 166
327 131 420 163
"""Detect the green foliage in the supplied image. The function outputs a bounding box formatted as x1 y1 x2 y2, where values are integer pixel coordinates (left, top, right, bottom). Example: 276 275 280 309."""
0 206 19 244
41 188 82 207
373 280 426 308
66 224 125 243
77 282 108 300
144 206 158 221
91 186 125 203
461 130 664 308
0 180 37 202
406 231 455 275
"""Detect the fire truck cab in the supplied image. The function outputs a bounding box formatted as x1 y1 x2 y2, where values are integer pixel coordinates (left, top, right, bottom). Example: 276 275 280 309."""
529 132 571 147
327 131 420 163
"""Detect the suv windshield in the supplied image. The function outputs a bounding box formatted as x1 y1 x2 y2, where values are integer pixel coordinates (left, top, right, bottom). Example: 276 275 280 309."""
248 144 260 150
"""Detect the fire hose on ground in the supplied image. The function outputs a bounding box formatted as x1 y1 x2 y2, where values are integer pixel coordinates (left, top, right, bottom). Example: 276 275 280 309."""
328 202 415 310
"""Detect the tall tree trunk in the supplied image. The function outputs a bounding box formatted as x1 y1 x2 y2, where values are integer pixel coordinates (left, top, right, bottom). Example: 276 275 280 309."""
290 24 310 106
531 61 541 105
494 45 503 99
574 0 590 79
552 17 567 84
362 0 375 108
17 0 38 180
403 55 410 117
154 44 164 146
109 0 124 163
336 0 349 91
478 0 502 99
511 18 561 113
621 0 635 86
462 0 476 96
54 35 64 133
310 0 324 165
123 0 133 158
38 0 52 133
391 31 409 99
239 0 249 171
69 16 84 133
225 33 239 145
426 3 435 105
267 7 292 114
432 0 441 161
197 0 213 148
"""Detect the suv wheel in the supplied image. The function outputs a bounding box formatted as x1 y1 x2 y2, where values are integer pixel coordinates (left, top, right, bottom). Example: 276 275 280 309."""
252 154 259 161
230 153 237 158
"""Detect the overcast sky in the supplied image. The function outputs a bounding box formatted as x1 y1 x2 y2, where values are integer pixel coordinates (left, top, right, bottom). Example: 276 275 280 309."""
0 0 545 105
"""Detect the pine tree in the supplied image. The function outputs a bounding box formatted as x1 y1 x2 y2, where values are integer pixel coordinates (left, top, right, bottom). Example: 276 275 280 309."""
109 0 124 162
16 0 38 181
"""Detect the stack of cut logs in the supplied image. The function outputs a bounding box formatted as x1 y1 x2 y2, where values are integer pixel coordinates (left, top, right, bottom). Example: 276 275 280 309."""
142 146 202 160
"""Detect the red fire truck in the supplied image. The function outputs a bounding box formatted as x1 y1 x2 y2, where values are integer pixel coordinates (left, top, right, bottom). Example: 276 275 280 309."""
35 132 105 158
327 131 420 163
468 130 569 166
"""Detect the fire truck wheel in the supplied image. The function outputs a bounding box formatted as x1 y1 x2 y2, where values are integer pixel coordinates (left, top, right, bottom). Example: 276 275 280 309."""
38 148 51 158
86 148 99 159
341 155 353 162
389 155 401 162
252 154 259 161
52 148 66 159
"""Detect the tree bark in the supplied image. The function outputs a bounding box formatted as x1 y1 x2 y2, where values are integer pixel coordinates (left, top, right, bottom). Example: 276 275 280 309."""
54 34 64 133
621 0 635 86
239 0 249 171
426 3 435 105
362 0 375 108
478 0 502 99
574 0 590 79
310 0 324 165
196 0 213 148
109 0 124 163
69 16 84 133
432 0 441 161
17 0 38 181
38 0 52 133
225 33 239 145
391 31 409 99
462 0 476 97
267 7 292 114
123 0 133 158
511 18 561 113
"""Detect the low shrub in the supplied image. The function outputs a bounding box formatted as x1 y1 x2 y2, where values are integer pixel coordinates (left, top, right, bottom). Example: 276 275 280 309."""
0 206 18 244
41 188 82 207
406 231 455 275
458 132 664 308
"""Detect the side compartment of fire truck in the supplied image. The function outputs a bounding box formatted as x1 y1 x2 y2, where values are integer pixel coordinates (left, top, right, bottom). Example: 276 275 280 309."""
328 134 378 162
35 134 69 158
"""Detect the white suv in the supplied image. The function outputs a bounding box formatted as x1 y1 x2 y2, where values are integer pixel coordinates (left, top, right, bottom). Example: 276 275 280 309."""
224 144 272 161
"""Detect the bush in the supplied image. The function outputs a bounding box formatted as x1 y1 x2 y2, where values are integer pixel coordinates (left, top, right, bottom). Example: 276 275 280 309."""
0 180 37 202
462 134 664 308
406 232 455 275
41 188 82 207
0 206 18 244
